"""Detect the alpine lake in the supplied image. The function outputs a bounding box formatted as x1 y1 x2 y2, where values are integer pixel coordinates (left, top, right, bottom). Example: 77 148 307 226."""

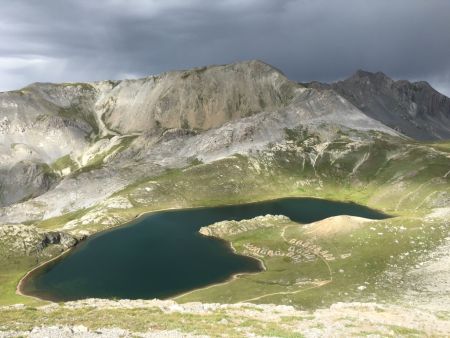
21 198 389 301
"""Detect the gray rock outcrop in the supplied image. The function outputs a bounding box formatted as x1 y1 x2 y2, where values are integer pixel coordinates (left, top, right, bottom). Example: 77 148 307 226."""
0 224 83 259
38 231 83 251
307 70 450 140
97 60 298 134
0 161 57 206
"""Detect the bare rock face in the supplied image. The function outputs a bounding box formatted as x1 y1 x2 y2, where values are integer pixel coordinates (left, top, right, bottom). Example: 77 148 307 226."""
38 231 83 251
0 83 99 206
0 161 58 207
308 70 450 140
0 224 83 259
0 82 97 150
96 60 298 134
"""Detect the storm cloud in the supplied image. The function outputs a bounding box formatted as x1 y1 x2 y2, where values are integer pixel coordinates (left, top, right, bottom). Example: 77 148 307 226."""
1 0 449 95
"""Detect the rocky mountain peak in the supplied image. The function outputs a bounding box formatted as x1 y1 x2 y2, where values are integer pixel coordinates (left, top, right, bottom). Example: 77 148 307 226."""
345 70 394 89
329 70 450 140
352 69 387 78
96 59 299 134
204 59 285 75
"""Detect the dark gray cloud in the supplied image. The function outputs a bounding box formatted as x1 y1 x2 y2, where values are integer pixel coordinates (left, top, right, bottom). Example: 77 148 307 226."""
1 0 449 95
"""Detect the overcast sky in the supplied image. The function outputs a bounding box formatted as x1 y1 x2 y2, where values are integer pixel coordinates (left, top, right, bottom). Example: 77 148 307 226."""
1 0 449 95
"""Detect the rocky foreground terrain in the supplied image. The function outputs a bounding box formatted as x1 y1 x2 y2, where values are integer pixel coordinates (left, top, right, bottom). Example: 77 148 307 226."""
1 299 448 337
0 60 449 336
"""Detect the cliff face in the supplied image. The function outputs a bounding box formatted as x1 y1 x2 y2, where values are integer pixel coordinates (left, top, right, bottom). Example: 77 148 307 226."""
96 60 299 134
308 70 450 140
0 161 57 206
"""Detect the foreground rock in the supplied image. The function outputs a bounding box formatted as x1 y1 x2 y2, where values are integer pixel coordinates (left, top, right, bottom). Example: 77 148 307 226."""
0 299 448 337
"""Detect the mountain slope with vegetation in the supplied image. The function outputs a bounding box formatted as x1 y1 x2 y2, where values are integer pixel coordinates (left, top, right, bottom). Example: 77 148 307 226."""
0 60 449 336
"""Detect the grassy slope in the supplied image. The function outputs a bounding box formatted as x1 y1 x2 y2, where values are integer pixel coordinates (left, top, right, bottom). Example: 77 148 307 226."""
175 215 447 308
0 128 449 309
429 140 450 153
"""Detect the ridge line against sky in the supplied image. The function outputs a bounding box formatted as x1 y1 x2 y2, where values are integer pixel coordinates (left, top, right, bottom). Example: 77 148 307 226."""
0 0 449 96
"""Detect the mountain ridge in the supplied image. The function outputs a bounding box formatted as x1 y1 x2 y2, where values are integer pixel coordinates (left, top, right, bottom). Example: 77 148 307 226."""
0 60 446 209
306 69 450 140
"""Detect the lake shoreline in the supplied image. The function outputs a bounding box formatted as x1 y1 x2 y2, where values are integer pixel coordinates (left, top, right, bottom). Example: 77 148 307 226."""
171 239 268 301
16 195 389 303
16 245 79 302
